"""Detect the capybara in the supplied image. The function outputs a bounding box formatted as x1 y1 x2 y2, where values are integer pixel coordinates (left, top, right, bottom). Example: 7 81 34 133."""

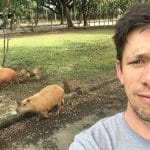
16 84 65 118
19 69 28 76
18 69 31 83
32 67 42 81
63 80 82 94
63 80 75 93
0 67 19 84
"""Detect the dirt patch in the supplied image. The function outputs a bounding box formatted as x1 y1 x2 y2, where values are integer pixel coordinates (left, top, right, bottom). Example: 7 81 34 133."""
0 71 127 149
0 70 116 102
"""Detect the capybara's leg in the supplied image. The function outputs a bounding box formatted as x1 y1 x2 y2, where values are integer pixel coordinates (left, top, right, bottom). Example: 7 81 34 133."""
14 76 20 84
61 98 64 105
56 100 63 116
40 110 50 118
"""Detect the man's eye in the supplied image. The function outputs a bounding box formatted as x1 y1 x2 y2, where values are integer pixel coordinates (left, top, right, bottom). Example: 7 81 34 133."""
135 59 143 64
131 59 144 64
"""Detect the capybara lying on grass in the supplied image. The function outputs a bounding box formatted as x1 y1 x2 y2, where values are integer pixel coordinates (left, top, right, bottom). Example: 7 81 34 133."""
16 84 65 118
31 67 42 81
0 67 19 84
17 69 31 83
18 67 42 83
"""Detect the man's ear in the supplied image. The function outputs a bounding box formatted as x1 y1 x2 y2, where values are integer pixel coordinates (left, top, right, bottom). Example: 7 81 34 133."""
116 60 124 84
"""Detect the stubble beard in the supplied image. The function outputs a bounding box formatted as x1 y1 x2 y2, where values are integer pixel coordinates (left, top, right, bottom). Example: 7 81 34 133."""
129 100 150 122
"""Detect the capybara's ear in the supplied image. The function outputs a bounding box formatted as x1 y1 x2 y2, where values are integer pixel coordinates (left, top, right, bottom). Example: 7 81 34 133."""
16 100 21 105
27 99 31 103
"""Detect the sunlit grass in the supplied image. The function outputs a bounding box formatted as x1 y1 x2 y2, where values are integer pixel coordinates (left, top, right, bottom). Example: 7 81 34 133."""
0 28 116 81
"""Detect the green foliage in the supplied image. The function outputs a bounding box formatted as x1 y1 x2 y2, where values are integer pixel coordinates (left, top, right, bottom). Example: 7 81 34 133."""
0 0 38 28
97 0 130 18
0 28 116 81
97 0 150 18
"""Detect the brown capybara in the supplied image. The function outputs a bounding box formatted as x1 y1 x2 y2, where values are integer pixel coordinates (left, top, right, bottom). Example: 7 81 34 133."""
63 80 82 94
18 69 31 83
0 67 19 84
16 84 65 118
32 67 42 81
63 80 75 93
19 69 28 76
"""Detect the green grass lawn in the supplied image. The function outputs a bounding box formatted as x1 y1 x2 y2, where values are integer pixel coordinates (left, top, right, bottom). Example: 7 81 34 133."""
0 28 116 81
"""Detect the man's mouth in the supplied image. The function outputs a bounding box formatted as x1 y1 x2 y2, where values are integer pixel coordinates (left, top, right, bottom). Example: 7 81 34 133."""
137 93 150 103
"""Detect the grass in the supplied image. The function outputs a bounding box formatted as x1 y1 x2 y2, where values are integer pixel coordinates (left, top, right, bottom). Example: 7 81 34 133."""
0 28 116 81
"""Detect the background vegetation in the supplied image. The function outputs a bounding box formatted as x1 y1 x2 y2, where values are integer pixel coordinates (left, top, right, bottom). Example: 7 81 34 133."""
0 0 150 29
1 1 149 81
0 28 115 81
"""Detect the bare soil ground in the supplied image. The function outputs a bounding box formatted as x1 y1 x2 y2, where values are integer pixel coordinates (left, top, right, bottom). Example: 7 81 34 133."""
0 71 127 150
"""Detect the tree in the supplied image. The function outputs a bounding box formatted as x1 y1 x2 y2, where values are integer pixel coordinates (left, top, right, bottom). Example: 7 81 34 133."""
75 0 91 26
1 0 10 67
40 0 74 28
96 0 132 21
0 0 37 66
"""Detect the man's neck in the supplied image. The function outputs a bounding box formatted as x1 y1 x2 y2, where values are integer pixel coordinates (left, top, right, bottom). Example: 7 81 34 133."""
124 104 150 140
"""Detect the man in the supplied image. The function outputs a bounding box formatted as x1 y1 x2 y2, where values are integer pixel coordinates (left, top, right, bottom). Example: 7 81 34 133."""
69 3 150 150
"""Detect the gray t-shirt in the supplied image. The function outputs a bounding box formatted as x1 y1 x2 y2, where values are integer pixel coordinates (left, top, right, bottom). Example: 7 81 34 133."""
69 112 150 150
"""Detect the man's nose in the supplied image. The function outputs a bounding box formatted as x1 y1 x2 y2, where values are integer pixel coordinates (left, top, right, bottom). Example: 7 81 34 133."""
141 63 150 86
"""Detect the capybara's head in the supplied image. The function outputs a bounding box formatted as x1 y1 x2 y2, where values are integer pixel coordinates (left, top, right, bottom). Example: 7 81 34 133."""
16 98 33 113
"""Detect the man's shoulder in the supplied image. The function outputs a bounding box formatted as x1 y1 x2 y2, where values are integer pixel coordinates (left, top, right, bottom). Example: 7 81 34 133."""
75 112 124 140
89 112 124 134
90 112 123 128
69 112 124 150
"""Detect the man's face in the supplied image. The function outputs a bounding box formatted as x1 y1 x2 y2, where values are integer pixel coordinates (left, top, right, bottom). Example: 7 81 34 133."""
116 27 150 122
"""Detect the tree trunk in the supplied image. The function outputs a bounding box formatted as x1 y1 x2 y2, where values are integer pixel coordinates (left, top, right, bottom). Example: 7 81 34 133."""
60 14 64 25
65 7 73 28
35 0 39 26
61 1 73 28
2 28 9 67
83 13 88 26
82 0 88 26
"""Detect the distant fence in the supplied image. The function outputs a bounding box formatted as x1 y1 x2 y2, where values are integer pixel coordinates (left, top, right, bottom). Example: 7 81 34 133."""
32 1 146 28
0 1 149 33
